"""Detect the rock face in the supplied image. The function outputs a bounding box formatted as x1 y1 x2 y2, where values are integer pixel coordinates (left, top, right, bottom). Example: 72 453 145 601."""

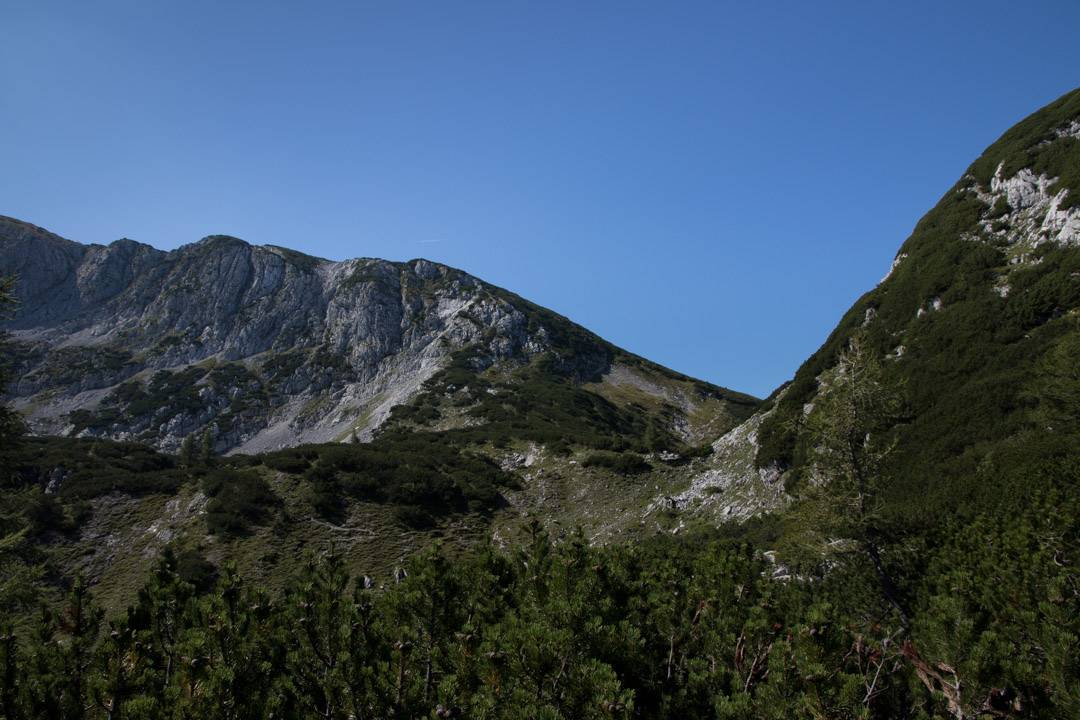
0 216 618 453
643 409 786 522
974 164 1080 250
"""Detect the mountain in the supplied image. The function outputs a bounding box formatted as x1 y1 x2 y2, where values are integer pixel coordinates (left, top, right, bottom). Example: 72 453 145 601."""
0 216 764 610
666 87 1080 526
7 87 1080 560
2 89 1079 720
0 216 758 457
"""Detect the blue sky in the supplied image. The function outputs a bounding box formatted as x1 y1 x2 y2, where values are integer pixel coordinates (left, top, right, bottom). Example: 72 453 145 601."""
3 1 1079 397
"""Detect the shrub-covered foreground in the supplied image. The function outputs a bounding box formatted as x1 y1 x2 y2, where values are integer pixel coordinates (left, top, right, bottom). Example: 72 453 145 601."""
4 432 516 539
1 489 1077 720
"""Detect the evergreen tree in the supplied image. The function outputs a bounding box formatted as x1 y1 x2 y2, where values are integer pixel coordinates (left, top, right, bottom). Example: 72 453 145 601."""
178 563 285 719
283 551 356 719
200 428 214 464
19 577 103 719
179 433 196 468
783 333 909 623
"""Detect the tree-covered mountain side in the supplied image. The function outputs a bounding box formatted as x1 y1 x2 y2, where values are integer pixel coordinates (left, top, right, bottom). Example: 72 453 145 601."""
2 505 1079 719
1 87 1079 718
728 87 1080 528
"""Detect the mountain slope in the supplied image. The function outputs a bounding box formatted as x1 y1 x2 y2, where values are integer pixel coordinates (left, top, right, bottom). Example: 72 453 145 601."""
0 218 762 615
7 86 1080 623
0 216 758 457
663 87 1080 525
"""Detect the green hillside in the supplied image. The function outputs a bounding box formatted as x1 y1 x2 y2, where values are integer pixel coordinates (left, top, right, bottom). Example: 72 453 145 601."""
756 87 1080 525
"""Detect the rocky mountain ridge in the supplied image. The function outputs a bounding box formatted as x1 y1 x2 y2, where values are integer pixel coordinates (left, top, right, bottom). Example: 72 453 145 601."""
0 216 756 457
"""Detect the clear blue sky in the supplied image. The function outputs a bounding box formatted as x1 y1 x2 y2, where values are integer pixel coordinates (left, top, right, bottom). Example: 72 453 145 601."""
2 1 1079 397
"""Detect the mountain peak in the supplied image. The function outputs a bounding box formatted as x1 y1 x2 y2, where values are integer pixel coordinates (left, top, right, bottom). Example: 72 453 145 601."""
196 233 249 247
0 214 76 242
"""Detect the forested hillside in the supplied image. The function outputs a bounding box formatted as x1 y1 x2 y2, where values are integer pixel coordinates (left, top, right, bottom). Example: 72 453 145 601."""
755 88 1080 527
1 507 1077 718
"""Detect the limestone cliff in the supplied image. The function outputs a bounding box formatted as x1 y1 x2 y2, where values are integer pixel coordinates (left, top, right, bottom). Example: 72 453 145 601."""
0 216 756 455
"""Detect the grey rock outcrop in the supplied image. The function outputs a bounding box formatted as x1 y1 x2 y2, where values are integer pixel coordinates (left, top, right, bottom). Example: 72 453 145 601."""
0 216 566 453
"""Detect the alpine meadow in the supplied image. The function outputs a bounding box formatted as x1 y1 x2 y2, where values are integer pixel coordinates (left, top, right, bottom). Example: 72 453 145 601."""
2 10 1080 720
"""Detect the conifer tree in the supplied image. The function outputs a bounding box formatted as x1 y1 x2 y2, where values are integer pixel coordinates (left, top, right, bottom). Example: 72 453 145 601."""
784 332 908 623
284 551 354 719
131 548 193 703
56 576 103 719
182 563 284 719
200 428 214 464
19 576 103 719
91 618 142 720
179 433 196 468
